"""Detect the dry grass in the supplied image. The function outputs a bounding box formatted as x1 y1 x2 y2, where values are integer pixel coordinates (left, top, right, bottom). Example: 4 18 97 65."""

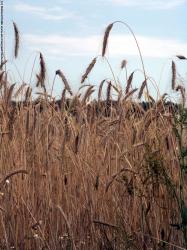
56 70 73 96
0 86 184 249
102 23 114 57
12 22 20 59
81 57 97 84
172 61 176 91
0 21 186 250
36 53 46 90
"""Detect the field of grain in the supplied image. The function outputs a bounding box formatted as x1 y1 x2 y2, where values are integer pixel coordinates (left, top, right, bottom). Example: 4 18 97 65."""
0 21 186 249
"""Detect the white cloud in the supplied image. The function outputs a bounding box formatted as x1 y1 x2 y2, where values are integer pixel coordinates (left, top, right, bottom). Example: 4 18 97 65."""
110 0 187 9
14 3 76 21
23 33 187 59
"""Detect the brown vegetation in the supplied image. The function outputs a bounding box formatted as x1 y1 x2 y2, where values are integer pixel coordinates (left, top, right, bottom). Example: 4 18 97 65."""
0 21 186 249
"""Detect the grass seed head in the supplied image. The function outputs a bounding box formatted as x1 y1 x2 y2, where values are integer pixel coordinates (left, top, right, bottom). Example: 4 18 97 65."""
81 57 97 84
13 22 20 59
102 23 113 57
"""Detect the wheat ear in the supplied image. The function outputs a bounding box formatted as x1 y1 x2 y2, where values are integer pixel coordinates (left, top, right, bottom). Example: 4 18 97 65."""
102 23 113 57
13 22 20 58
81 57 97 84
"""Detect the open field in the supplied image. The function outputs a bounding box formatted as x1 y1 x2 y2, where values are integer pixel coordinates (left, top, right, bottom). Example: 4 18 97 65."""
0 21 186 249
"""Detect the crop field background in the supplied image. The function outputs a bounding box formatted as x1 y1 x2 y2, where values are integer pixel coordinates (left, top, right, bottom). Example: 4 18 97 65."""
0 18 187 250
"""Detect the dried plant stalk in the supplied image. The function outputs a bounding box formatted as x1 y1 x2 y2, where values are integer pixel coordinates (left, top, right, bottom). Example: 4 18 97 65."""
148 95 155 103
0 60 7 70
98 79 106 101
24 86 32 102
172 61 176 90
138 80 147 99
36 53 46 90
124 88 138 100
14 83 27 98
13 22 20 58
56 70 73 96
176 55 187 60
0 169 28 189
6 83 16 107
82 85 95 104
106 81 112 104
0 71 4 83
60 88 67 107
126 72 134 94
121 59 127 69
176 85 185 105
102 23 113 57
81 57 97 84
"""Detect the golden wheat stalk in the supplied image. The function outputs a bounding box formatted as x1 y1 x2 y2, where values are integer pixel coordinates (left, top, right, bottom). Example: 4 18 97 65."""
125 72 134 94
148 95 155 103
138 80 147 99
171 61 176 90
14 83 27 98
36 53 46 90
98 79 106 101
24 86 32 102
0 71 4 83
13 22 20 59
124 88 138 100
121 59 127 69
106 81 112 104
0 169 28 189
81 57 97 84
56 70 73 96
102 23 113 57
82 85 95 104
6 83 16 107
176 85 185 106
56 205 76 250
60 88 67 106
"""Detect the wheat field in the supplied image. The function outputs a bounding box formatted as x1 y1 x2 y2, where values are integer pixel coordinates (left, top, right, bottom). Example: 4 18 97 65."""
0 21 186 249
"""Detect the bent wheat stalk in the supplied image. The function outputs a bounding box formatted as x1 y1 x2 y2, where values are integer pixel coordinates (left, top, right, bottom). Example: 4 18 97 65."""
102 21 148 97
0 169 28 189
56 69 73 96
81 57 97 84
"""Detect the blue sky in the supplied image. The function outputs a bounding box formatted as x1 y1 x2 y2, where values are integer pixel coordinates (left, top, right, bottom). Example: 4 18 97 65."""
4 0 187 100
